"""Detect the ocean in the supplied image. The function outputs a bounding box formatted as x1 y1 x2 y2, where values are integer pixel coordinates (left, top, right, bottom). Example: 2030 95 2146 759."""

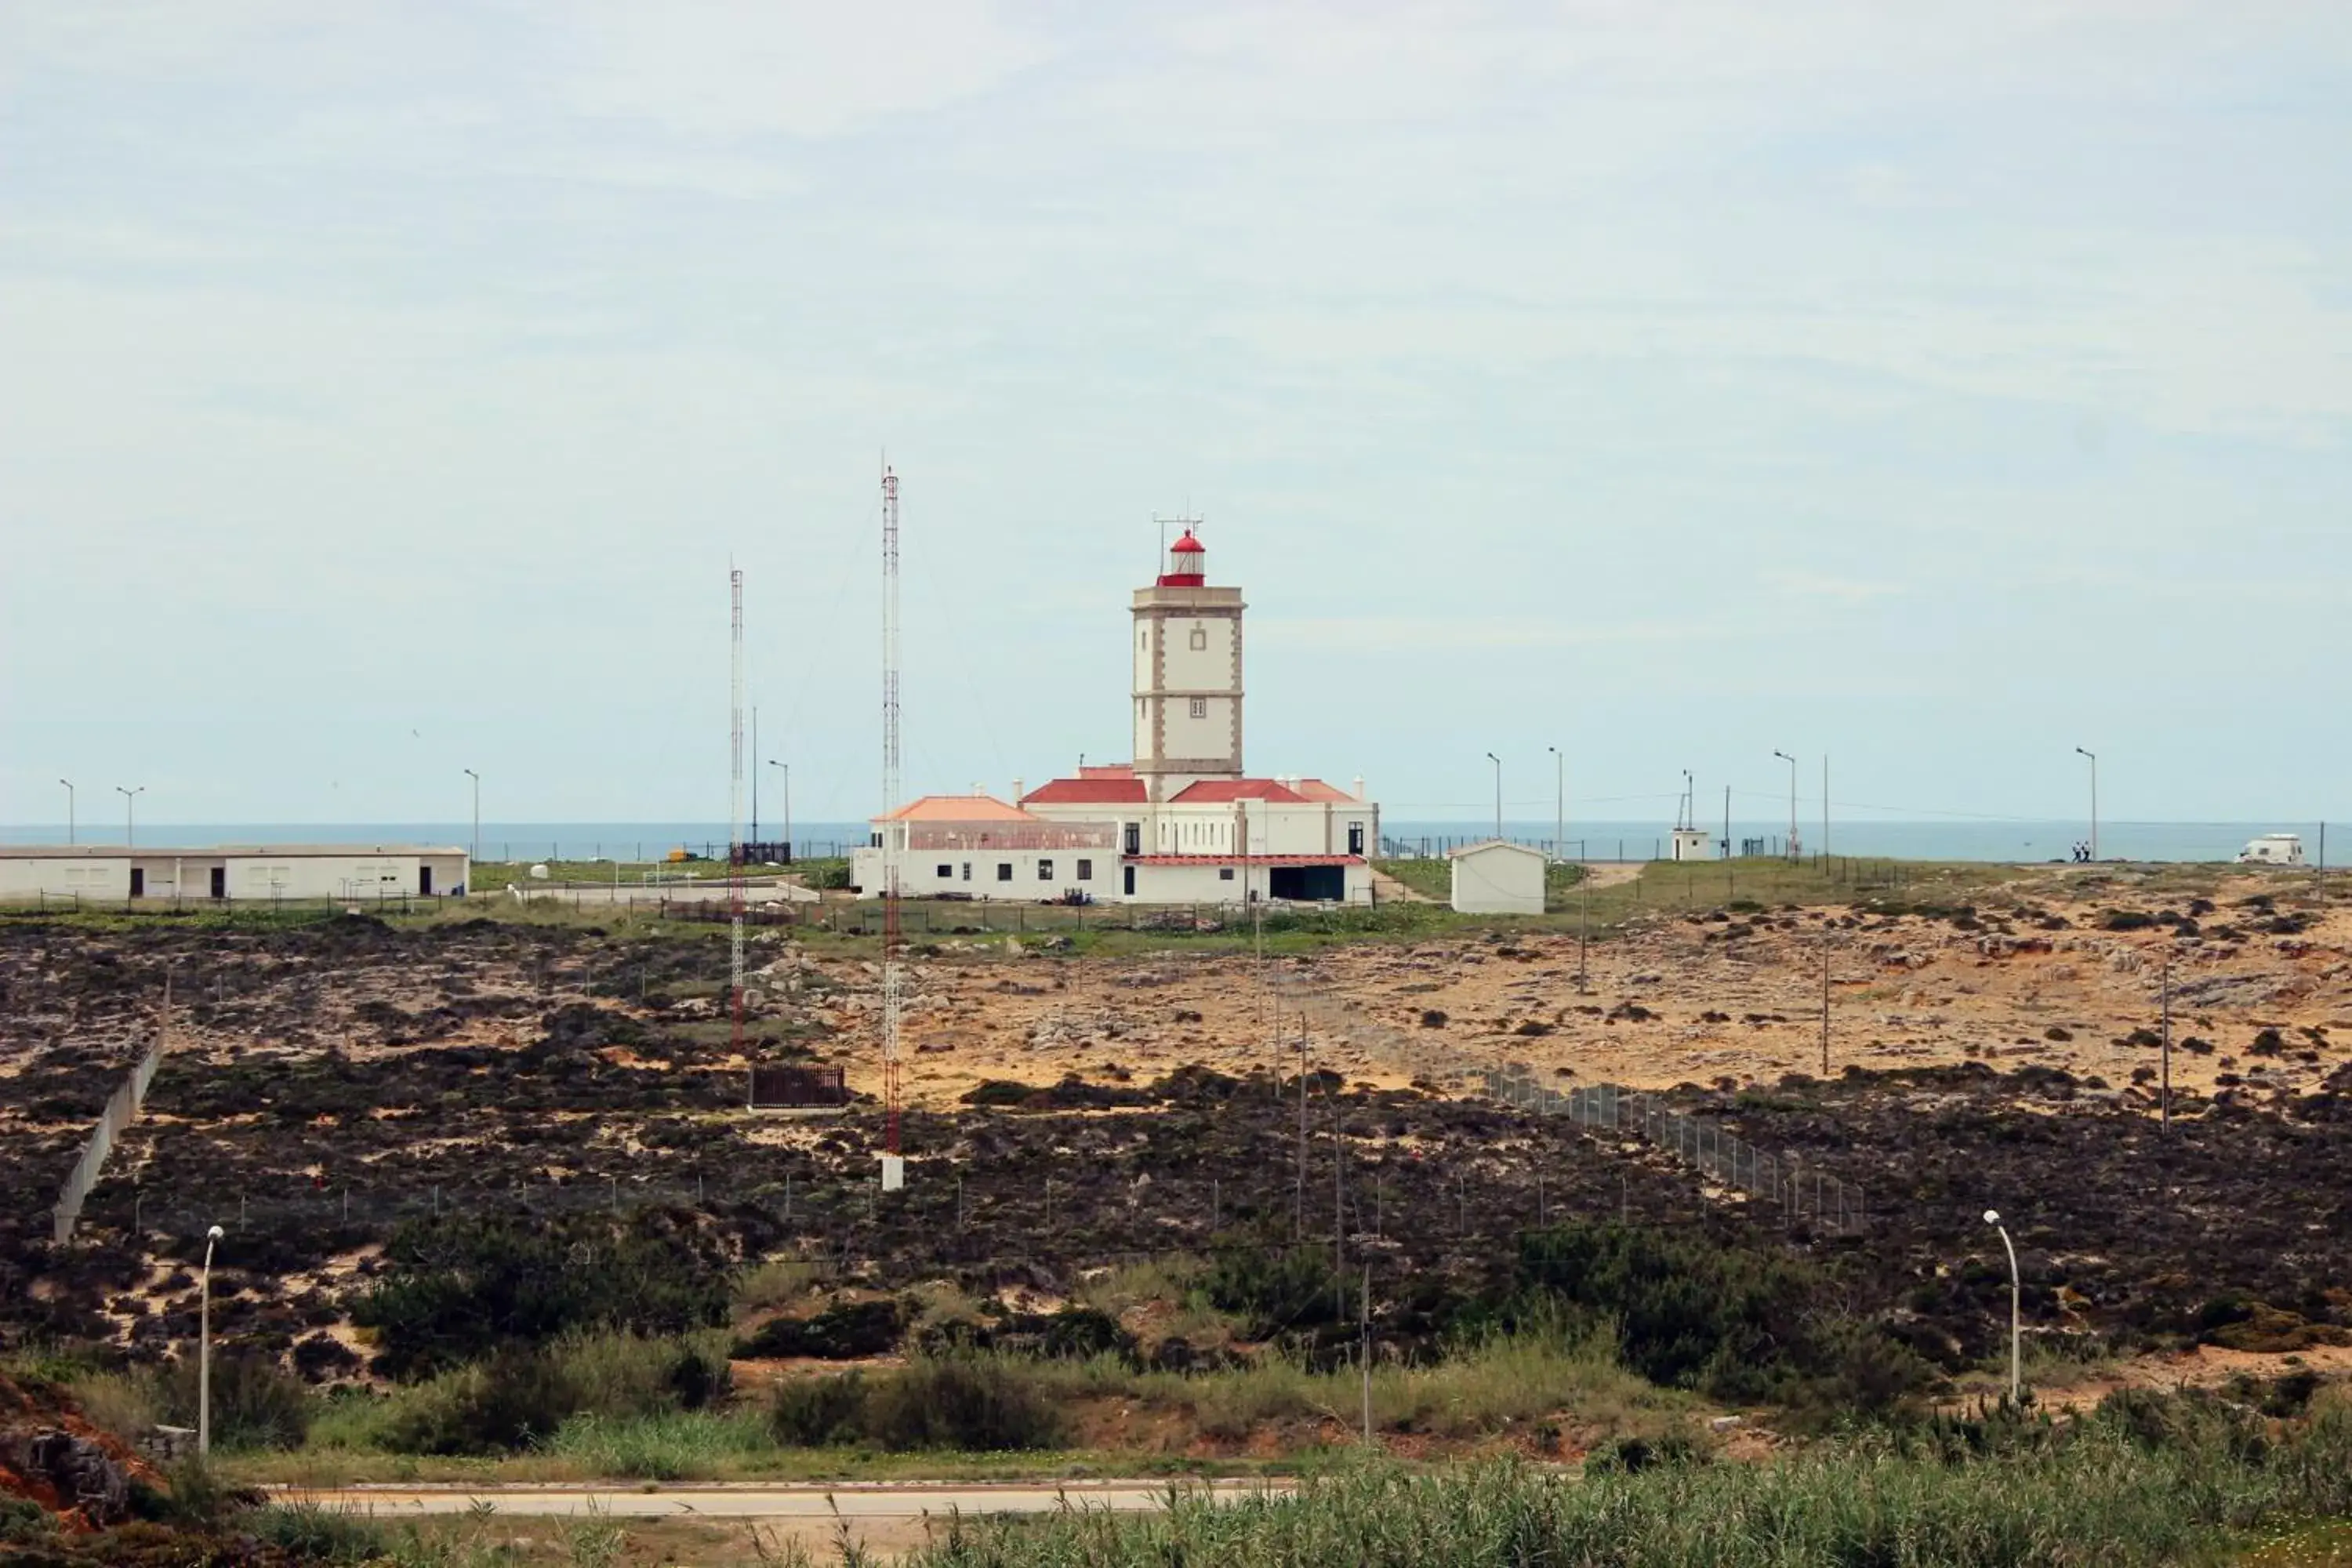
0 818 2332 866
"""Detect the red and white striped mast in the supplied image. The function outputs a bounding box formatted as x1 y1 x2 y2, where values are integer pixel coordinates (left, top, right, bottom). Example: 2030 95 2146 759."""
879 463 905 1184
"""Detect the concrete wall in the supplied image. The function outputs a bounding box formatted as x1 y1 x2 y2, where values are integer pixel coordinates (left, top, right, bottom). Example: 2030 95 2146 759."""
0 857 130 899
0 851 467 901
1450 844 1546 915
852 845 1113 900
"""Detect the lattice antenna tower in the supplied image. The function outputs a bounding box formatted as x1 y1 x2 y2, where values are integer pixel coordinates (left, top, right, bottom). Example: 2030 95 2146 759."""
729 568 746 1064
880 463 904 1160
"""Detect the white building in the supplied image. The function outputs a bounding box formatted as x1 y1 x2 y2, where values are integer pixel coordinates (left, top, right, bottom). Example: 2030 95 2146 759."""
854 529 1380 905
1669 827 1713 862
1447 840 1548 915
0 844 471 903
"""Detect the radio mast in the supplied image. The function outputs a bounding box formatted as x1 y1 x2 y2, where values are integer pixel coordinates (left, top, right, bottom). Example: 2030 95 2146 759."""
729 568 746 1069
880 464 905 1185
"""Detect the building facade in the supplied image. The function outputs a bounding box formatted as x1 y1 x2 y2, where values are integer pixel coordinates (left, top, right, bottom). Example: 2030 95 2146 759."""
0 844 471 902
854 531 1379 905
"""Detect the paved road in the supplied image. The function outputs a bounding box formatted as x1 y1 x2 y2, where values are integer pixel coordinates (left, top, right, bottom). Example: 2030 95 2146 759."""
274 1479 1287 1520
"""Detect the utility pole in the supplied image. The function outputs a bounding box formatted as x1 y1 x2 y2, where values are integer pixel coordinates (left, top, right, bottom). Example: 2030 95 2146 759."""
1773 750 1798 858
463 768 481 870
768 760 790 862
1821 754 1830 861
1820 941 1831 1076
1547 745 1564 862
2161 953 2172 1131
2075 747 2099 861
750 706 760 845
1295 1020 1309 1240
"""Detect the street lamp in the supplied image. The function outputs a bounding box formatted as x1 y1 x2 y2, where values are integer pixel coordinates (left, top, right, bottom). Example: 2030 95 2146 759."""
767 760 791 862
1546 746 1565 862
1984 1210 2020 1405
200 1224 225 1455
463 769 481 869
115 786 144 849
750 706 760 845
1485 753 1501 842
1773 751 1798 859
2074 748 2097 862
59 780 74 846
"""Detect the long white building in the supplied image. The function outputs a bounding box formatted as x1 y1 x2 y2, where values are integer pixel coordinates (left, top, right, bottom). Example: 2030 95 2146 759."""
853 530 1380 904
0 844 471 903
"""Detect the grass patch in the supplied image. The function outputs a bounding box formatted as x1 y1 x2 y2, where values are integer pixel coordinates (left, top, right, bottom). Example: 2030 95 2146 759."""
910 1392 2352 1567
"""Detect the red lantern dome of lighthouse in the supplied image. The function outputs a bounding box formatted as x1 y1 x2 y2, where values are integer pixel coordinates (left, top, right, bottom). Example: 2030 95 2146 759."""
1158 530 1207 587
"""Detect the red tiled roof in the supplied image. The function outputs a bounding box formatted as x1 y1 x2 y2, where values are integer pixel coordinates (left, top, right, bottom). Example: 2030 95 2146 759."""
1170 779 1308 804
1290 778 1358 802
875 794 1034 823
1023 776 1149 805
1127 855 1363 866
1077 764 1135 779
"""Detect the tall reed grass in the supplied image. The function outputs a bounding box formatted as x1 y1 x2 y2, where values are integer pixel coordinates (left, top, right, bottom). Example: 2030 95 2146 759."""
913 1393 2352 1568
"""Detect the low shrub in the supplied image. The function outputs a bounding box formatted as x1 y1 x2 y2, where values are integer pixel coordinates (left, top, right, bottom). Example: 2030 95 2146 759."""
768 1356 1067 1452
156 1352 311 1450
732 1298 905 1360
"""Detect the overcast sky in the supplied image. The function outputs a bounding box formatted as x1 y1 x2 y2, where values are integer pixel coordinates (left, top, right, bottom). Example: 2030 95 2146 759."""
3 2 2347 829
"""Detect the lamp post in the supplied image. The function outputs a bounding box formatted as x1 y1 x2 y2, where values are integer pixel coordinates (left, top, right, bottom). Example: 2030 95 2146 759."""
1546 746 1564 862
1984 1210 2020 1404
768 761 790 861
2075 747 2097 861
200 1223 225 1455
1773 750 1798 858
750 706 760 846
1486 753 1501 842
115 786 144 849
463 769 481 869
59 779 74 846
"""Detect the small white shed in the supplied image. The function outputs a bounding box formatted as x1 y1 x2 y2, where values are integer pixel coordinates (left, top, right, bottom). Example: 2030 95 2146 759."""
1670 828 1713 862
1448 840 1548 915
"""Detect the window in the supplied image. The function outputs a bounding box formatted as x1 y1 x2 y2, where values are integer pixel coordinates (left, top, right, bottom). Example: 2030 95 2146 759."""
1219 866 1235 881
997 862 1013 881
1189 696 1207 719
1189 626 1207 651
1348 822 1364 855
1123 824 1141 855
1076 858 1093 880
935 864 953 879
960 863 972 881
1038 859 1054 880
869 832 882 848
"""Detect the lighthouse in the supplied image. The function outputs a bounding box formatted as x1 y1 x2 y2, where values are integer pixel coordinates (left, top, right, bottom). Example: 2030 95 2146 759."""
1131 528 1245 803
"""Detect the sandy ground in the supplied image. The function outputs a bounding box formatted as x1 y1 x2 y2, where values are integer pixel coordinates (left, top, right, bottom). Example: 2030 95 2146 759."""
795 869 2350 1109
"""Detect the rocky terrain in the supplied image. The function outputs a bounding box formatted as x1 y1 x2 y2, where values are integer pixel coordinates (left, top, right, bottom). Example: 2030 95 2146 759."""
2 865 2347 1396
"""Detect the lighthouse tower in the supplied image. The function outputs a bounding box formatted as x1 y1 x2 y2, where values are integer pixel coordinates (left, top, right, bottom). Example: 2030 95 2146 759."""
1131 528 1246 802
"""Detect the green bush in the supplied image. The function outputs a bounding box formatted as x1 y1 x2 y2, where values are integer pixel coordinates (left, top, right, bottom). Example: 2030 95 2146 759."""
731 1297 906 1360
864 1357 1068 1451
1205 1236 1341 1337
1512 1222 1933 1412
771 1370 873 1446
768 1356 1067 1452
378 1346 580 1455
352 1210 731 1377
156 1352 311 1450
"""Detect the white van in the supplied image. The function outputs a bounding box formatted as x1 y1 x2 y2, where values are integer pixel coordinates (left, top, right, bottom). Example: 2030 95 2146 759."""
2237 833 2306 866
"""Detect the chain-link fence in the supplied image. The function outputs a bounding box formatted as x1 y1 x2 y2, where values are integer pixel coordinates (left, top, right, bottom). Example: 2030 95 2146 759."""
1267 970 1864 1236
1481 1065 1865 1235
52 1036 165 1245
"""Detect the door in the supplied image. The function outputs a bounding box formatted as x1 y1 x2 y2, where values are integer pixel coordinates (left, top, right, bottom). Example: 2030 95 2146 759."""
1123 865 1136 897
129 867 145 898
419 865 434 896
209 867 226 900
